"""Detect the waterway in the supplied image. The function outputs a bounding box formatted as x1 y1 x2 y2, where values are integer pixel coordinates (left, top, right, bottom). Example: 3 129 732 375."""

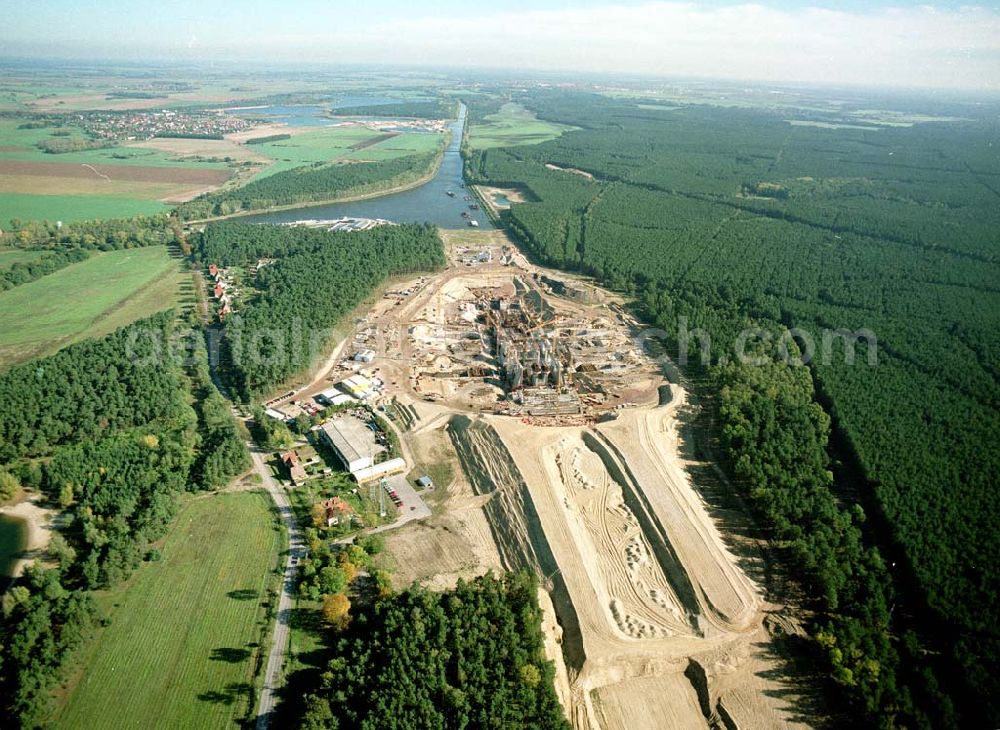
242 103 493 229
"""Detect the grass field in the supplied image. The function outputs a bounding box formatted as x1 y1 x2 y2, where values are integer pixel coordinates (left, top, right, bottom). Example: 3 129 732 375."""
0 246 190 368
54 491 283 730
0 193 169 225
252 127 446 177
466 102 575 150
0 247 46 270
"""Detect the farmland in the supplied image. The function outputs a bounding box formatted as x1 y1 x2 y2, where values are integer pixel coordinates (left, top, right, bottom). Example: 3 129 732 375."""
53 491 282 730
0 111 448 222
0 194 168 224
248 126 446 178
465 102 575 150
0 118 235 223
0 245 189 367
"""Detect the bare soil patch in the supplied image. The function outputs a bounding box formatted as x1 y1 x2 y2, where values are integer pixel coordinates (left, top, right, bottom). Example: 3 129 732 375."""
130 136 270 164
0 160 231 185
350 132 399 151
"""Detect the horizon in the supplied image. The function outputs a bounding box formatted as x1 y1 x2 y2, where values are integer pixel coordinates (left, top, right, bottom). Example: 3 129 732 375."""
2 1 999 91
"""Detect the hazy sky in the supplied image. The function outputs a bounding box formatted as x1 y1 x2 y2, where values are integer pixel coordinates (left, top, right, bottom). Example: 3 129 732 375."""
3 1 999 89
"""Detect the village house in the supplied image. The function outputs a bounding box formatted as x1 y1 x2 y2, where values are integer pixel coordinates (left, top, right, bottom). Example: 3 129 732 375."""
281 451 308 485
321 496 353 527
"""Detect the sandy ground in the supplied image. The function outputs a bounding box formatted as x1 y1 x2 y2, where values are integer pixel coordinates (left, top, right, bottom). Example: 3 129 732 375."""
545 162 596 180
285 228 822 728
225 123 324 144
1 493 57 578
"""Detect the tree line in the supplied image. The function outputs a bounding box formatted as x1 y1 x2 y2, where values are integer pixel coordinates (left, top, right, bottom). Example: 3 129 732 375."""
0 215 180 290
331 99 456 119
176 151 441 220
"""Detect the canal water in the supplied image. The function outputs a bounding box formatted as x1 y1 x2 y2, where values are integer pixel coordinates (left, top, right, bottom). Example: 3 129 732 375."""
242 103 493 229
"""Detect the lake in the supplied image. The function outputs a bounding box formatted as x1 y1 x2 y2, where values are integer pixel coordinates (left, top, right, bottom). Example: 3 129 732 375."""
228 96 431 126
0 513 27 584
242 103 493 229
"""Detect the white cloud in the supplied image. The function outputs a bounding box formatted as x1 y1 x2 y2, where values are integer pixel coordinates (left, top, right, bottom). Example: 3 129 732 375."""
276 2 1000 90
5 2 998 90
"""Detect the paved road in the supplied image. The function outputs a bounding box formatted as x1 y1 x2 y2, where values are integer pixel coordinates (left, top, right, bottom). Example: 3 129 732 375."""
252 446 304 730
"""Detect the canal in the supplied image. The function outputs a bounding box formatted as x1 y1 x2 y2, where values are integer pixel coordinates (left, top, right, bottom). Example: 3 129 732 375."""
242 103 493 229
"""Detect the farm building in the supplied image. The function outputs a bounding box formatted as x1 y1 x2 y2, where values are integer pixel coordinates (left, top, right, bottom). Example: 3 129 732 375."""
319 416 384 474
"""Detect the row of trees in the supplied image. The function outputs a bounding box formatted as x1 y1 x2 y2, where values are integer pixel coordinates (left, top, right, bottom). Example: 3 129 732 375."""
714 343 954 725
176 151 441 220
465 89 1000 725
0 215 180 289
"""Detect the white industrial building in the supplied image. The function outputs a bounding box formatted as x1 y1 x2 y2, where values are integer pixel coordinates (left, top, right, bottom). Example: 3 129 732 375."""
352 457 407 483
315 388 355 407
338 374 376 400
354 349 376 363
319 417 383 473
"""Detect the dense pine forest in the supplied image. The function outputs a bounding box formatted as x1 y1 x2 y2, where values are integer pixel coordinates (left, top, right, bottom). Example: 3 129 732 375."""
299 572 569 730
465 90 1000 726
178 150 442 219
0 312 249 726
194 222 445 399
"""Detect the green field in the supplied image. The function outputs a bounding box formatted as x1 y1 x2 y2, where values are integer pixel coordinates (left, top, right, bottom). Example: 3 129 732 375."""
0 193 169 225
0 120 232 169
253 127 446 177
0 247 46 270
55 491 283 729
466 102 575 150
0 246 189 367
